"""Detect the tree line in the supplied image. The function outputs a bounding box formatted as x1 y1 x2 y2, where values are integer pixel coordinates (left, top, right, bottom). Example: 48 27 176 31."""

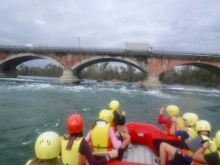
16 64 63 77
16 63 220 87
160 66 220 87
80 62 145 82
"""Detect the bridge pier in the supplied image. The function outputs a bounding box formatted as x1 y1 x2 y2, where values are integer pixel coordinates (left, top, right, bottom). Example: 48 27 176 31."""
0 68 17 78
142 73 163 88
59 69 80 83
0 73 17 78
0 72 7 78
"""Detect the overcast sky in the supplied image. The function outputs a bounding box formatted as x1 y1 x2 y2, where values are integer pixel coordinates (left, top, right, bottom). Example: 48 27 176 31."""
0 0 220 66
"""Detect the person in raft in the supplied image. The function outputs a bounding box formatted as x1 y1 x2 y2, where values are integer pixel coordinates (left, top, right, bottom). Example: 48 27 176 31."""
86 109 130 160
61 114 118 165
109 100 132 148
153 105 184 155
192 130 220 165
25 131 62 165
168 120 217 165
158 113 199 165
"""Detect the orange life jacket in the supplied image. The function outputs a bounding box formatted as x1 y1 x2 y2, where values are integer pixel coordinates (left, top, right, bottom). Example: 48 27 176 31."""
190 150 209 165
110 120 117 131
110 110 117 131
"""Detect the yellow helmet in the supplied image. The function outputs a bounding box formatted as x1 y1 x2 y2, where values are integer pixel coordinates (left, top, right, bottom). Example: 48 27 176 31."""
99 109 114 123
182 113 199 126
35 131 61 159
215 130 220 148
109 100 120 111
195 120 211 132
166 105 179 116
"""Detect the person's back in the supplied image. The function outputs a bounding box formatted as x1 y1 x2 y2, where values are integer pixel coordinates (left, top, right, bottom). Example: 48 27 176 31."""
160 105 184 141
168 120 216 165
153 105 184 156
61 135 86 165
62 113 118 165
86 109 130 160
109 100 133 148
192 130 220 165
91 120 115 152
112 110 125 126
109 100 125 130
159 113 199 165
186 120 217 165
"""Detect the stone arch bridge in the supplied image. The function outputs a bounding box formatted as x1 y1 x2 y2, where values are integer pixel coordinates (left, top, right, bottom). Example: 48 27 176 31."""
0 46 220 87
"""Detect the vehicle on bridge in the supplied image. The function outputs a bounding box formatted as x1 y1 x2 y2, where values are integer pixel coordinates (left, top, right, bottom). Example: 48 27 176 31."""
25 44 38 49
124 42 153 52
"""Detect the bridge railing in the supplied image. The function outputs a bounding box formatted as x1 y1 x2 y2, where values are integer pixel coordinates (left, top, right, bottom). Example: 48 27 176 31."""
153 50 220 56
0 45 125 52
0 45 219 57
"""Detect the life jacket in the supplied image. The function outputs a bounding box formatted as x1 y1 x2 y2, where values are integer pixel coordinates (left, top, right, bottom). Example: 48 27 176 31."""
190 135 217 165
190 150 208 165
176 117 185 140
166 116 184 142
200 135 217 154
187 127 198 140
61 137 86 165
180 128 198 157
176 116 184 130
91 123 113 152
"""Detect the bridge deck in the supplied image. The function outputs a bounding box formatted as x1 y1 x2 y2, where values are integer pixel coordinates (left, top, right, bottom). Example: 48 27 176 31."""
0 45 220 61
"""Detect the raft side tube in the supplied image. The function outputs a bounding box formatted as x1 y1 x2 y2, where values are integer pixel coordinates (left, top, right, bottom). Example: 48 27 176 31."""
125 122 167 154
107 160 151 165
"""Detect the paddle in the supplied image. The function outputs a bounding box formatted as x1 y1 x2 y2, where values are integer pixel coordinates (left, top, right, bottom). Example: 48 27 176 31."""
92 151 110 155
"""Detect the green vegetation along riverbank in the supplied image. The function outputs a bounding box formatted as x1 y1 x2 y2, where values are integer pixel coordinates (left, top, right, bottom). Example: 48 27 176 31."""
16 63 220 87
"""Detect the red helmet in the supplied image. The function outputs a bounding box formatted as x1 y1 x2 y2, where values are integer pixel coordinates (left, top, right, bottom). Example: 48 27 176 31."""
67 114 84 133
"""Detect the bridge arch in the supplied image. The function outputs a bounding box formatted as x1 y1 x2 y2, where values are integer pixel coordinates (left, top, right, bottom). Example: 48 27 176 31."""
0 53 64 69
160 61 220 75
71 56 148 76
0 53 65 77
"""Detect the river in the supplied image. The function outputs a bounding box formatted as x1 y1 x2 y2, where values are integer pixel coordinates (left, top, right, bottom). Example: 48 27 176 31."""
0 76 220 165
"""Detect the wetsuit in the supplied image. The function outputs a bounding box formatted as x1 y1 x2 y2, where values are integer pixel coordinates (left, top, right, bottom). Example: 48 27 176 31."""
112 110 125 126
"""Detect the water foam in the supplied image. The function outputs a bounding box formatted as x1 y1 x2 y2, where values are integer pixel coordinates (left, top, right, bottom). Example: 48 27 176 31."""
165 85 220 97
22 140 32 146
